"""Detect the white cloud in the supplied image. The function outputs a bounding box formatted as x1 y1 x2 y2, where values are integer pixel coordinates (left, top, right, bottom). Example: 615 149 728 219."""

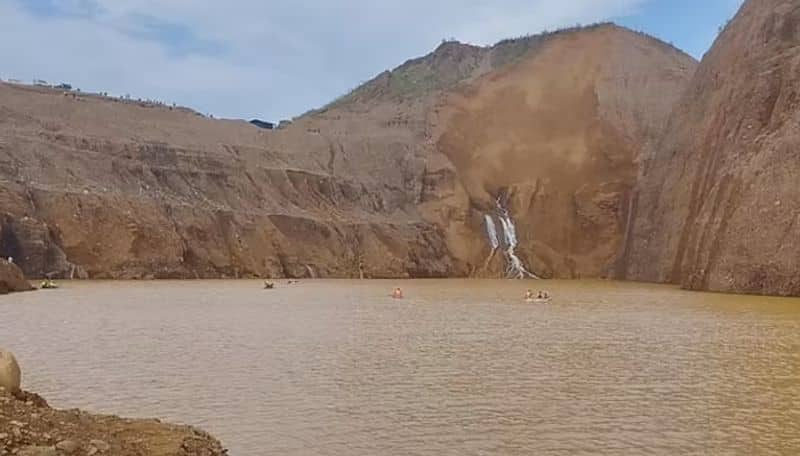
0 0 646 120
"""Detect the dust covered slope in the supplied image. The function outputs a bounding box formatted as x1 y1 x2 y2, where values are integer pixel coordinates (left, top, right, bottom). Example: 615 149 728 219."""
625 0 800 295
433 25 696 278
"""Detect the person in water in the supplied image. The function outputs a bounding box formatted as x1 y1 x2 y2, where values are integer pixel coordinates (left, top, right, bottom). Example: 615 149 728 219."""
525 289 534 300
392 287 404 299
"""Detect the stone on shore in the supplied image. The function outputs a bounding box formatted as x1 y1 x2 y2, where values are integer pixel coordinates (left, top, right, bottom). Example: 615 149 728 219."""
55 440 79 454
0 348 22 394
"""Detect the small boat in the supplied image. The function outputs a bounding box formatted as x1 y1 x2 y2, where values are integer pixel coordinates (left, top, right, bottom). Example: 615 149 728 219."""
527 297 551 304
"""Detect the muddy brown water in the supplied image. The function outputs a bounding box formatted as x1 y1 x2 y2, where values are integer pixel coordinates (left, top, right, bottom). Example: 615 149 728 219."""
2 280 800 455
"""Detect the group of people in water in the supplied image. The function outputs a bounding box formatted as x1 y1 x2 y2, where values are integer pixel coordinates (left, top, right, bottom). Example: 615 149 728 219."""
392 287 547 302
264 282 547 302
524 289 550 300
264 279 301 289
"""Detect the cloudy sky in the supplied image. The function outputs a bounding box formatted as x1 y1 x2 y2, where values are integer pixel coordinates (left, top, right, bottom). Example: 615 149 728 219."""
1 0 743 121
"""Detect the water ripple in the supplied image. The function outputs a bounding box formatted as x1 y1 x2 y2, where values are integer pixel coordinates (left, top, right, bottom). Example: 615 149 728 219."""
1 280 799 455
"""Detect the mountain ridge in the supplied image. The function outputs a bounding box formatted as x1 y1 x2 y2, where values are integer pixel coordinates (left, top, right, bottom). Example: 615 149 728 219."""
0 23 697 282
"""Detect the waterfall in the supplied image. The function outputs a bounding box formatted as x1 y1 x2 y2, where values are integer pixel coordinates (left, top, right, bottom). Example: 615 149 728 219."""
484 214 500 249
305 264 317 279
495 196 537 279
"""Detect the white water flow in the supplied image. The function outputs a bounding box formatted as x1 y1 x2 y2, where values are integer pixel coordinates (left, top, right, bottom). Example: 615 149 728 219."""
495 197 537 279
484 214 500 250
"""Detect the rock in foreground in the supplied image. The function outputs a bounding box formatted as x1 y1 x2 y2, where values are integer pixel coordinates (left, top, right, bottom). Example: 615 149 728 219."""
0 259 32 295
0 388 226 456
0 349 21 393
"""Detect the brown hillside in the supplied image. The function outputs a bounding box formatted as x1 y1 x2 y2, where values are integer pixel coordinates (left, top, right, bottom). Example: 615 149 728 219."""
625 0 800 295
433 25 695 278
0 24 695 279
0 83 456 279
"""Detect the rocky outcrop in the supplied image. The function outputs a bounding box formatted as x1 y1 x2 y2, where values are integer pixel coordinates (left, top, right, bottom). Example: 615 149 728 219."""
0 24 695 280
0 215 84 279
624 0 800 295
0 258 32 294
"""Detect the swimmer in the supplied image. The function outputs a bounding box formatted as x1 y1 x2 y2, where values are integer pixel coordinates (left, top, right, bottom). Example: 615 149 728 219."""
525 289 534 300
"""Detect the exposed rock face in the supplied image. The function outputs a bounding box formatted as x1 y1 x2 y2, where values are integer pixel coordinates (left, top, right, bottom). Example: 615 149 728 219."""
0 84 456 279
625 0 800 295
0 258 32 294
0 24 695 279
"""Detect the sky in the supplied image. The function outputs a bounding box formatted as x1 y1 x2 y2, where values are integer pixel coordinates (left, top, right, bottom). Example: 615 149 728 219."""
0 0 744 121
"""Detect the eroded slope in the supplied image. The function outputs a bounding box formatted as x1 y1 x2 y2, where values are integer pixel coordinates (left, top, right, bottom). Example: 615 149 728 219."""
0 24 696 280
625 0 800 295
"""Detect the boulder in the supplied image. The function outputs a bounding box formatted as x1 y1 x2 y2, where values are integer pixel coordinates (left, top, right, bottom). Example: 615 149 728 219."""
0 258 33 294
55 440 80 454
0 348 22 393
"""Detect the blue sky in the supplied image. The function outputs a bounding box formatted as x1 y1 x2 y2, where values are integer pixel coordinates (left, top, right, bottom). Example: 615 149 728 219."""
618 0 744 58
0 0 744 121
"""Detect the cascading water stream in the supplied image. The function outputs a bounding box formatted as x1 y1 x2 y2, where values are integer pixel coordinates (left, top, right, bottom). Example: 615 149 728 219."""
482 214 501 271
494 196 538 279
484 214 500 250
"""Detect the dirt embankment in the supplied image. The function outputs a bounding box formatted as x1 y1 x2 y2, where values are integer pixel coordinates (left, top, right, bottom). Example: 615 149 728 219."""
0 388 225 456
0 258 32 294
624 0 800 296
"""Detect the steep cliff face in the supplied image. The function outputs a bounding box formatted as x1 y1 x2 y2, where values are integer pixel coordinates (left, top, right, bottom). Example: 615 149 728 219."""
0 24 695 279
433 25 695 278
625 0 800 295
0 84 456 279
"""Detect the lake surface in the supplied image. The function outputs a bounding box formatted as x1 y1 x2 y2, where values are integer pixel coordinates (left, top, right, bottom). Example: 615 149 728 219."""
2 280 800 455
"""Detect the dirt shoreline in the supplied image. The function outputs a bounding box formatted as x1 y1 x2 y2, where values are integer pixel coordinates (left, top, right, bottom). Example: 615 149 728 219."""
0 388 227 456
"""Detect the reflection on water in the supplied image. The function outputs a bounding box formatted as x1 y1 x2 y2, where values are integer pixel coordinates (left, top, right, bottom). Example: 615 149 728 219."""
2 280 800 455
